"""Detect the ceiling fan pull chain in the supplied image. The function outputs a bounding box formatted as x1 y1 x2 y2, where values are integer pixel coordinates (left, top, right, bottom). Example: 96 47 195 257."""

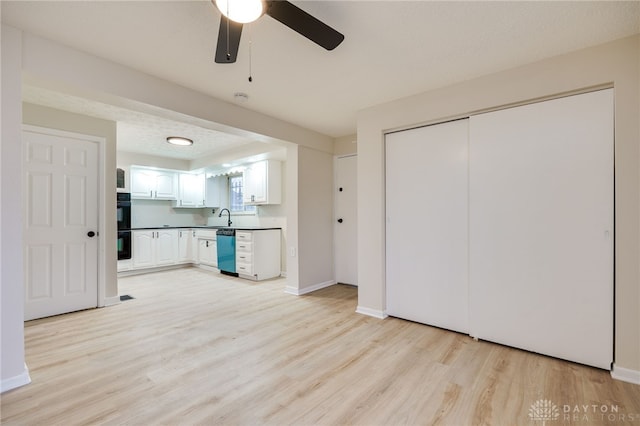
248 29 253 82
225 1 231 60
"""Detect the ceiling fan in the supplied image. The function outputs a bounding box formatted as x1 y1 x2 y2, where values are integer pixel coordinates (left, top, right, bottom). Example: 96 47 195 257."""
213 0 345 64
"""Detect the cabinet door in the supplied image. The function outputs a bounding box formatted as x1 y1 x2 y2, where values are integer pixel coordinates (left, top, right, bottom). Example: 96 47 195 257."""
154 172 178 200
178 229 192 263
130 168 154 199
191 230 200 264
155 230 178 265
205 176 228 207
193 174 205 206
198 239 217 266
178 173 205 207
243 161 266 204
132 231 155 268
242 164 255 204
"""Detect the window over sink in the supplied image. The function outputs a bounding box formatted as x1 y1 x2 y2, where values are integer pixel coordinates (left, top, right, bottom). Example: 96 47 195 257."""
229 174 256 214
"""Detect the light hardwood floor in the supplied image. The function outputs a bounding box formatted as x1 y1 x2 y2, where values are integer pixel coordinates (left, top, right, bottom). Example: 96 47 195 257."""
2 268 639 425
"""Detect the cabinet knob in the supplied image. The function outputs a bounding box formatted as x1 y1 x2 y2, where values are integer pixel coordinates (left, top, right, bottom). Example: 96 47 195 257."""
87 231 96 237
337 218 343 223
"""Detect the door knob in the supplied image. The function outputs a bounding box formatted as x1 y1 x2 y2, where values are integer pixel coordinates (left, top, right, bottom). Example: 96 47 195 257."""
87 231 96 237
337 218 343 223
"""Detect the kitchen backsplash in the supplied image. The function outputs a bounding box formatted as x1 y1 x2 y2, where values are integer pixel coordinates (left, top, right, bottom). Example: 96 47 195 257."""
131 200 286 229
205 206 284 228
131 200 208 228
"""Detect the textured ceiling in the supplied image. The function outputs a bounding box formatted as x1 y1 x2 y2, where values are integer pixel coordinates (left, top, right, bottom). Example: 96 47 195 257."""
3 1 640 158
22 86 257 161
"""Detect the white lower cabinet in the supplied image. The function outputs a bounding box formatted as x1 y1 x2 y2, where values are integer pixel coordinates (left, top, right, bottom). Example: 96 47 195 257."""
132 229 178 269
127 228 280 281
198 239 217 267
117 259 132 272
177 229 192 263
190 230 199 265
235 230 280 280
195 229 217 267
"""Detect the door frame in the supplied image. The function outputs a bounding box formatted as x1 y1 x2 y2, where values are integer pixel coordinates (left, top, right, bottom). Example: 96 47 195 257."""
22 124 107 309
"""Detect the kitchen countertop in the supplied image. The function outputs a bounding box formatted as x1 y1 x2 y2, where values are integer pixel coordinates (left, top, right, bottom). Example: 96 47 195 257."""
130 226 282 231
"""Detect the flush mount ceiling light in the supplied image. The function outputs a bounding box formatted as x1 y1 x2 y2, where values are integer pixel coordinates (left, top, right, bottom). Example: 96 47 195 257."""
166 136 193 146
215 0 264 24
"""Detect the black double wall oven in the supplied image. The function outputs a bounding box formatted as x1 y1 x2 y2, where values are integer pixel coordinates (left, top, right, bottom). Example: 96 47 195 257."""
117 192 132 260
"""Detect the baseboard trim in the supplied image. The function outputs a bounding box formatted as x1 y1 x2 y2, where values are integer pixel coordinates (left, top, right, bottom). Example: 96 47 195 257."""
117 263 192 277
356 306 387 319
1 364 31 393
103 295 121 307
196 264 220 273
611 364 640 385
284 280 336 296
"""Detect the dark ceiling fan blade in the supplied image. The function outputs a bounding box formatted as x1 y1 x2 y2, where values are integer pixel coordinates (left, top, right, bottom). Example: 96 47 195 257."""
265 1 344 51
215 15 243 63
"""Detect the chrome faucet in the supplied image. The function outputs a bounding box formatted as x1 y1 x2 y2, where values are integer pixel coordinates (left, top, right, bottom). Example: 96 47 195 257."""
219 208 232 227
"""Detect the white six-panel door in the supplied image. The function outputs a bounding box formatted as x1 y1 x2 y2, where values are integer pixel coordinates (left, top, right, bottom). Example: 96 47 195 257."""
386 119 469 333
23 127 99 321
469 89 613 369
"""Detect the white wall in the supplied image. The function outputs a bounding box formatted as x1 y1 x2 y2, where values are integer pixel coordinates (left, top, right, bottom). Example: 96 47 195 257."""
295 146 335 292
285 145 300 291
1 25 30 392
357 35 640 376
334 133 357 156
117 151 191 173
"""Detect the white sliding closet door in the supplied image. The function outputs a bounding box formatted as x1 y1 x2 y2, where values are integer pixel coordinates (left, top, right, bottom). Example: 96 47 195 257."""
386 119 469 333
469 89 613 369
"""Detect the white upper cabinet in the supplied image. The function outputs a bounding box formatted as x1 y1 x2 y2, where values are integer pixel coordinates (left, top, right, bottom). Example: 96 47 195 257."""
130 166 178 200
243 160 281 205
205 175 228 208
176 173 205 208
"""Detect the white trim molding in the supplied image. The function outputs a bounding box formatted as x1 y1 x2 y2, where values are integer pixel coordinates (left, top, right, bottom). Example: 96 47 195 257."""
356 306 388 319
611 364 640 385
103 295 121 307
284 280 336 296
1 364 31 393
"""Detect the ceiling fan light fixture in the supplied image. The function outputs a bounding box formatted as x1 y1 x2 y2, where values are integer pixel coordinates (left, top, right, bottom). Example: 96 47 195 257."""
216 0 264 24
166 136 193 146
